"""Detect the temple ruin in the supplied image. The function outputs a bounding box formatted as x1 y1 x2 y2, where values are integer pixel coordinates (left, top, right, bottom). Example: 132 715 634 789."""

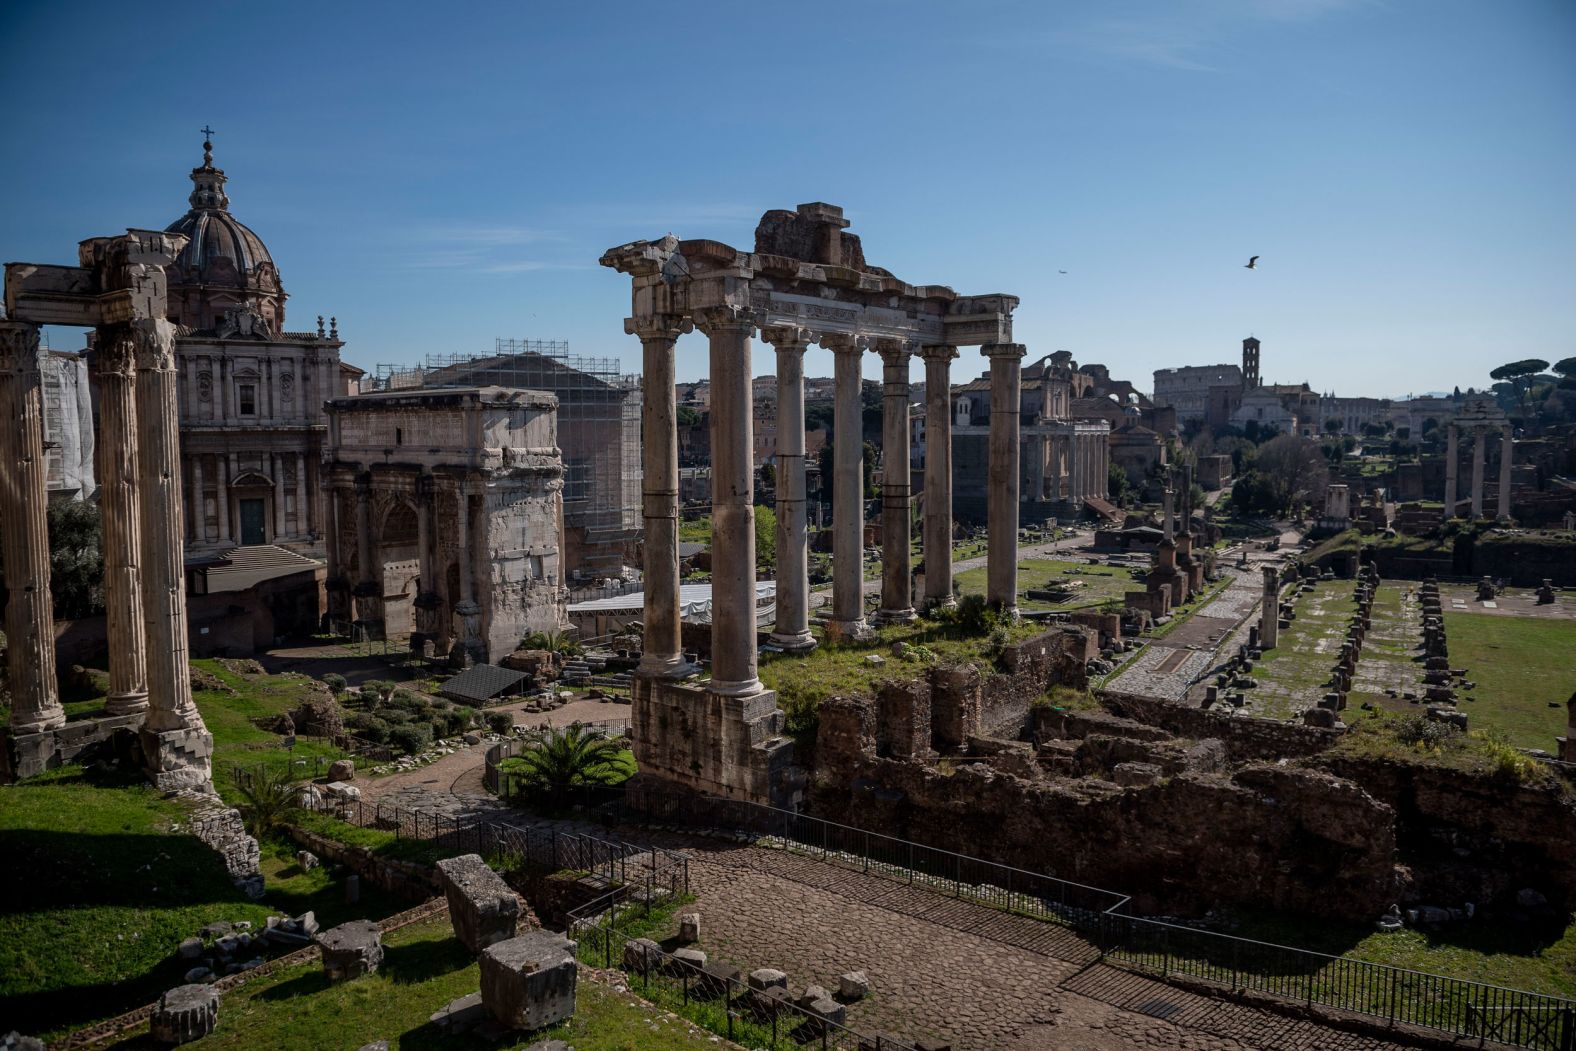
1443 393 1514 521
2 230 213 787
601 203 1020 806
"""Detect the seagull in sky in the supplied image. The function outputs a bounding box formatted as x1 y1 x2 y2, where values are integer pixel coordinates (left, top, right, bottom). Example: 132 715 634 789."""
1244 255 1260 269
1058 270 1068 275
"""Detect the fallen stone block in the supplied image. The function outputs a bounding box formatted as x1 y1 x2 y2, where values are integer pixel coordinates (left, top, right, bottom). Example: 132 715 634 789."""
149 984 218 1045
327 758 356 781
839 970 870 1001
177 937 204 960
798 983 831 1009
677 911 700 944
694 961 740 999
479 930 578 1031
622 937 663 974
317 920 384 982
665 947 706 977
745 985 793 1021
437 854 521 954
748 967 788 991
296 850 319 871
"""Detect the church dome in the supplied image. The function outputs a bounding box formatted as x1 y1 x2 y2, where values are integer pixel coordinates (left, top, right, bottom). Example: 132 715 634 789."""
163 134 287 333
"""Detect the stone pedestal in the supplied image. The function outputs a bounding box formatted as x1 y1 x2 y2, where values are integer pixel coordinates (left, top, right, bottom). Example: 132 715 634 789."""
479 930 578 1031
437 854 521 953
317 919 384 982
628 677 800 808
149 984 218 1045
920 345 958 609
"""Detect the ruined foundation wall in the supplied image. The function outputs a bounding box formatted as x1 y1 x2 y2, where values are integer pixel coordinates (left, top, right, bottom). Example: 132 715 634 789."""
1095 690 1344 762
629 677 801 809
813 693 1399 921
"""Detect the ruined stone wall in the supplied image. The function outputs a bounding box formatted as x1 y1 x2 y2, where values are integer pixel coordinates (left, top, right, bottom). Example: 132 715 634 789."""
812 697 1398 921
1095 690 1343 762
480 471 566 659
1309 753 1576 909
628 677 801 809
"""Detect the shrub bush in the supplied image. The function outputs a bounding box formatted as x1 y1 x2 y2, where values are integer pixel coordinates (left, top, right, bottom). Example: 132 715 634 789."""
487 711 515 736
439 706 470 737
454 705 478 730
321 673 347 695
1393 714 1459 749
388 723 432 756
346 712 390 743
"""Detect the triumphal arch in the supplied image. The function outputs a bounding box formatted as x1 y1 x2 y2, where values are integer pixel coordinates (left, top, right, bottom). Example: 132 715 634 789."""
2 230 213 788
602 203 1023 806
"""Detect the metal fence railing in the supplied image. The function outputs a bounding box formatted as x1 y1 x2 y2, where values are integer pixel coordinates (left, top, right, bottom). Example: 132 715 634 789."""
621 791 1576 1051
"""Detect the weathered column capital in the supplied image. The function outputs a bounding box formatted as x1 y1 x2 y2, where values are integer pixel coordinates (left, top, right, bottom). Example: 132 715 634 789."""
131 318 179 371
0 319 41 365
819 332 868 356
625 314 692 342
875 338 913 367
918 343 959 364
93 323 140 377
761 324 813 350
692 305 760 335
983 342 1027 361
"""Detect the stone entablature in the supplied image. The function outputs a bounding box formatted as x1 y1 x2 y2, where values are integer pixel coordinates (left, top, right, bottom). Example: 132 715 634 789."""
324 386 566 663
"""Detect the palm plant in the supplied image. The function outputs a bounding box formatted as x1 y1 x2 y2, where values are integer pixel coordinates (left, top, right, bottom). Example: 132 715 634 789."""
521 630 582 657
498 723 631 807
230 766 302 839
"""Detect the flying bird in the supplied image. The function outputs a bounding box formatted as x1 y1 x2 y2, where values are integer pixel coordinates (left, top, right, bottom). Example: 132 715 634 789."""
1244 255 1259 269
1058 269 1068 274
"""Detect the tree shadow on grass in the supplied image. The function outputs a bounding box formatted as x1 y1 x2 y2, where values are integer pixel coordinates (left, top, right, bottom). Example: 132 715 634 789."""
383 936 474 986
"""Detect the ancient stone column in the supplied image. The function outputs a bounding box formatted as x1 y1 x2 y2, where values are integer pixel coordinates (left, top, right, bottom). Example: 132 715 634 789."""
698 307 762 695
1028 434 1045 503
1260 565 1280 649
453 483 482 658
216 454 231 542
633 316 695 675
295 454 309 538
1443 423 1458 518
1497 426 1513 521
824 333 871 640
875 339 915 624
1162 486 1174 541
986 343 1025 615
353 477 383 635
920 345 958 609
93 325 150 717
0 323 64 734
1068 431 1082 504
271 454 287 540
1470 429 1485 521
414 480 438 645
764 326 815 651
190 455 205 542
133 319 212 788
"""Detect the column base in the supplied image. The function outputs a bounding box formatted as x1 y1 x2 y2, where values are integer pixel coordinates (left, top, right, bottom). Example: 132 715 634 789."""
637 653 699 679
707 676 764 698
824 619 874 643
141 726 215 793
10 710 66 735
873 607 917 626
922 596 958 613
107 690 150 717
768 630 817 653
989 603 1021 622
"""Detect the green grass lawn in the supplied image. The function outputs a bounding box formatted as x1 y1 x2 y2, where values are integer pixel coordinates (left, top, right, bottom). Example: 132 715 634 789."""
952 557 1135 612
98 914 719 1050
1441 611 1576 750
1249 581 1357 720
191 659 350 804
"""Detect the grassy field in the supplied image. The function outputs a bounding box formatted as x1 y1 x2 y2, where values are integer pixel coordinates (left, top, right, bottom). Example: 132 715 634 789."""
952 557 1135 612
1245 580 1356 720
99 914 719 1050
1441 611 1576 749
190 658 350 804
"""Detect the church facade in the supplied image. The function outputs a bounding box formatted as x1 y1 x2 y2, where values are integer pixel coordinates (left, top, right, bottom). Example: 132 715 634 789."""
159 136 361 555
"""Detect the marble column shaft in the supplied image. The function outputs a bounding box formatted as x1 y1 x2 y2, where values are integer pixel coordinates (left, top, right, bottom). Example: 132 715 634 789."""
216 455 231 542
1470 430 1485 521
133 319 201 733
273 453 288 539
0 323 64 733
875 339 915 624
93 325 150 716
1162 486 1174 540
191 456 205 542
1444 425 1458 517
764 327 814 651
1497 427 1513 521
700 308 761 695
633 319 692 676
295 454 309 537
826 334 870 639
986 343 1025 614
921 345 958 609
1260 565 1280 649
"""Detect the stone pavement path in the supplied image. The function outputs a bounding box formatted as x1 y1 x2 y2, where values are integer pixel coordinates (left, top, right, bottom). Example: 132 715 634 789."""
374 783 1408 1050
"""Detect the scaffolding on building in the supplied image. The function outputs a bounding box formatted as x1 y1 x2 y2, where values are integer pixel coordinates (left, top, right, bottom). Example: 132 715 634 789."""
372 340 642 580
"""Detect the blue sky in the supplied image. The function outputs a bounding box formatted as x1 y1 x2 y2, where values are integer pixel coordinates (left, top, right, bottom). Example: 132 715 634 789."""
2 0 1571 396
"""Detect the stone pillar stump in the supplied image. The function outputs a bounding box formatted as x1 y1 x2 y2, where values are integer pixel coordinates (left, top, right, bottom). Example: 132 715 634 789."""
149 983 218 1045
480 930 578 1031
317 919 384 982
436 853 521 953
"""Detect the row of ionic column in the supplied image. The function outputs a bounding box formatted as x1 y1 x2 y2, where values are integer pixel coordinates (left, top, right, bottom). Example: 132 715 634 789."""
633 320 1029 695
1443 423 1513 521
1 319 204 745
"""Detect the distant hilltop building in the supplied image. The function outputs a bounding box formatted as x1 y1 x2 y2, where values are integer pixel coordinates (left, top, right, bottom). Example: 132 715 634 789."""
1153 361 1244 428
